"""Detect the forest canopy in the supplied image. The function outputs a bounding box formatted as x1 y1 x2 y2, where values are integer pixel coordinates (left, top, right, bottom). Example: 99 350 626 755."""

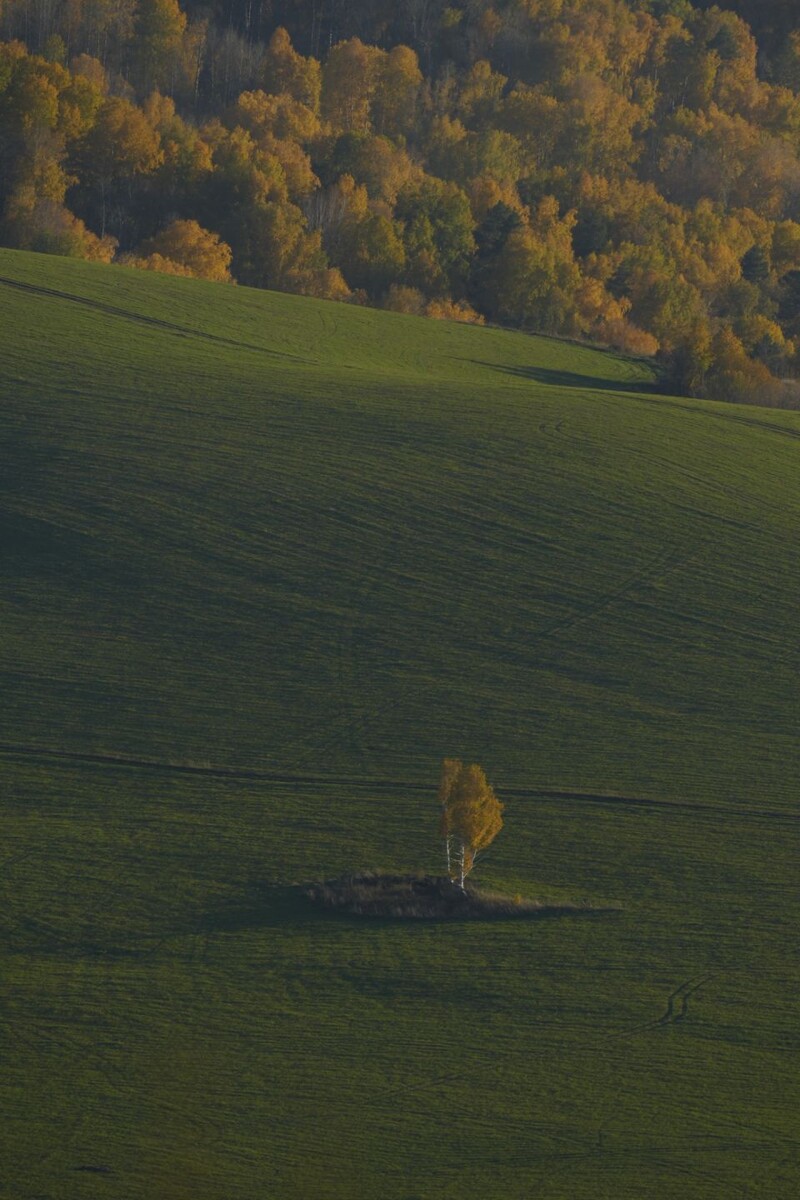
2 0 800 403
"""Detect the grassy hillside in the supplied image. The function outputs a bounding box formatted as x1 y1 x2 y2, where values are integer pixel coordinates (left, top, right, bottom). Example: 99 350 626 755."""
1 248 798 1199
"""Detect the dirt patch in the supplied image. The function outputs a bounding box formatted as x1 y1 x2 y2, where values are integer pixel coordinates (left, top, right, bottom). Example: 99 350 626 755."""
304 872 612 921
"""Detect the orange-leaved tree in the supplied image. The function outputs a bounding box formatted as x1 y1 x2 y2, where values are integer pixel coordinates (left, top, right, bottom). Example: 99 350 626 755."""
437 758 503 890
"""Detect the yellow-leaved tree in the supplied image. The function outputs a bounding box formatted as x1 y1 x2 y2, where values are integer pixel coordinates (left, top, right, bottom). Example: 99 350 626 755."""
125 219 233 282
437 758 504 890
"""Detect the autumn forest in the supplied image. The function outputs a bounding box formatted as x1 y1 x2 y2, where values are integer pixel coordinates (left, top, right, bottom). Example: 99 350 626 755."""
2 0 800 403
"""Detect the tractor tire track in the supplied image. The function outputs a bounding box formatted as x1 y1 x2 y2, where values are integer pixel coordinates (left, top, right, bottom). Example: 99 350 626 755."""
642 451 790 520
650 1153 753 1199
613 975 712 1039
657 975 711 1026
0 275 307 364
282 521 412 769
2 742 799 826
528 541 698 645
1 844 213 1176
627 389 800 443
0 848 37 875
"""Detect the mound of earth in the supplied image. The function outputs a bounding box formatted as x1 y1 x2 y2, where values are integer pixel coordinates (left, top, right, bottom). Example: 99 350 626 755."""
304 872 606 920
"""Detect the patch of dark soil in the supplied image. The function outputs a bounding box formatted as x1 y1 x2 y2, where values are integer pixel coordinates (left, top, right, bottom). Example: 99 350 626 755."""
304 872 613 921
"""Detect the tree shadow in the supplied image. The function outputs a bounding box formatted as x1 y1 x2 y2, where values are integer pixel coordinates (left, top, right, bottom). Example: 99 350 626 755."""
192 883 620 932
193 884 329 934
467 359 664 394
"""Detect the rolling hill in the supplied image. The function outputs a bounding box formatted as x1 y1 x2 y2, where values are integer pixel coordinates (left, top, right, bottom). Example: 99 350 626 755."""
1 247 798 1199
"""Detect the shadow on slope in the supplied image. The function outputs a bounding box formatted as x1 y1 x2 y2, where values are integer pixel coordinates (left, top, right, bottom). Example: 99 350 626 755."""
470 359 663 394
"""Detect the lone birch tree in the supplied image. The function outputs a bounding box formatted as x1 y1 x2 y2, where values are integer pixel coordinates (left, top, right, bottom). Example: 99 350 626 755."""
437 759 504 889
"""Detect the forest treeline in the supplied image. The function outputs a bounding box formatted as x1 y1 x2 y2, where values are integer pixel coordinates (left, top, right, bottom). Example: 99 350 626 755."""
2 0 800 403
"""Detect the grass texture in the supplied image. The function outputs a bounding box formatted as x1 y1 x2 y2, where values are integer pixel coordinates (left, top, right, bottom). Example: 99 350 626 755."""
1 248 799 1198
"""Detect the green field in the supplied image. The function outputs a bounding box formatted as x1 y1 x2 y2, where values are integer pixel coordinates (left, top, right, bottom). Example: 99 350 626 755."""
1 247 799 1199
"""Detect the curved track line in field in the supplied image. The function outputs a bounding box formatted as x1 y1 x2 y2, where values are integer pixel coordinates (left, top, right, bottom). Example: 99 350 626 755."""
1 938 119 1176
612 976 713 1040
630 390 800 443
286 554 396 770
0 848 37 875
322 534 397 766
508 359 800 446
536 417 566 443
1 847 224 1171
0 275 307 363
528 541 700 645
650 1153 753 1199
527 367 800 444
1 742 798 825
375 1042 757 1197
656 975 711 1025
714 1112 800 1195
0 836 154 961
488 789 797 827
